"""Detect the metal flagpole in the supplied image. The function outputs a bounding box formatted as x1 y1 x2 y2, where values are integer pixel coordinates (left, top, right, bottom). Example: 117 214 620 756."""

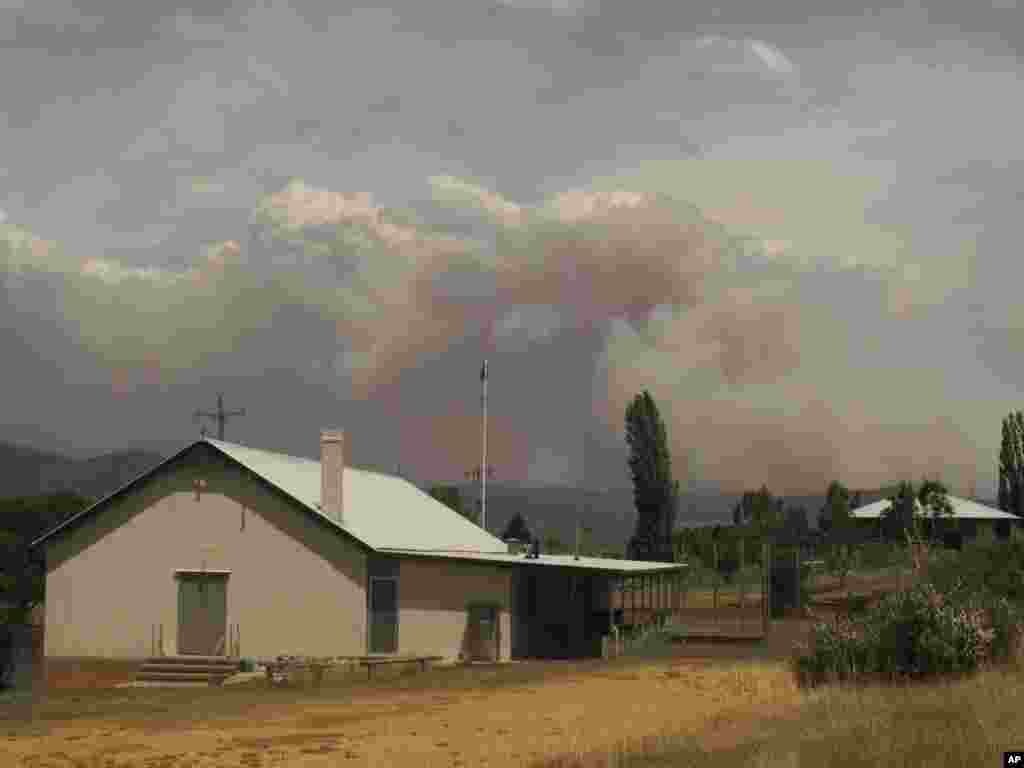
481 359 488 532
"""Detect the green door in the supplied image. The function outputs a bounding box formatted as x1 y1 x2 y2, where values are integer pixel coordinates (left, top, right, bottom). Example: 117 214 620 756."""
177 574 228 655
368 578 398 654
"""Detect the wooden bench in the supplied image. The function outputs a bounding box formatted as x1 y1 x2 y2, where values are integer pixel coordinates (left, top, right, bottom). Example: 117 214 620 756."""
264 659 332 688
263 656 445 686
360 656 444 680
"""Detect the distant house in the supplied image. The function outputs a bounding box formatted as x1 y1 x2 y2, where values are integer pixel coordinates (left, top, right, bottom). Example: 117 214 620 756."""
850 495 1021 540
29 433 683 675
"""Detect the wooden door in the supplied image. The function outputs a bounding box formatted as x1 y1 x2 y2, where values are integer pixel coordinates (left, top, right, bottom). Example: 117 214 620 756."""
177 574 228 655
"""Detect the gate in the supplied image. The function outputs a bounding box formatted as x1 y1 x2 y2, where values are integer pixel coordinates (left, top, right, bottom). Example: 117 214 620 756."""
770 544 803 619
677 535 771 639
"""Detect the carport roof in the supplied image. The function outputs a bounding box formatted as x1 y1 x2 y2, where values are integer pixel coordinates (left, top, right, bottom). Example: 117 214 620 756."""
379 548 686 574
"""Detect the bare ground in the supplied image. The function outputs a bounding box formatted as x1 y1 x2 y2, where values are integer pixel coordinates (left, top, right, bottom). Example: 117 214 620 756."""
2 658 804 768
1 571 911 767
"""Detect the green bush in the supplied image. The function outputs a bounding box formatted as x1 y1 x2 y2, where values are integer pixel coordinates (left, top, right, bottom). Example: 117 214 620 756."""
793 582 1023 687
926 538 1024 604
857 541 905 571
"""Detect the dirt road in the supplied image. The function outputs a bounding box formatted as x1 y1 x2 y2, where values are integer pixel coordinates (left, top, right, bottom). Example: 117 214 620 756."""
3 661 802 767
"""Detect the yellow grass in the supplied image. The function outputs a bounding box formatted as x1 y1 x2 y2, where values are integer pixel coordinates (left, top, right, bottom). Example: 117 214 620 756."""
0 657 804 767
534 660 1024 767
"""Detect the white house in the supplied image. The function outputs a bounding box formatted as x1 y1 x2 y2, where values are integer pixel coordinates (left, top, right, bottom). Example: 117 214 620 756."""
850 494 1021 540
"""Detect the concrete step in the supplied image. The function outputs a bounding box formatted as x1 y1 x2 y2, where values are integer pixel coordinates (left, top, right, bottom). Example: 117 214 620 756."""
139 665 239 676
135 671 235 684
135 657 240 687
143 656 239 667
117 680 214 688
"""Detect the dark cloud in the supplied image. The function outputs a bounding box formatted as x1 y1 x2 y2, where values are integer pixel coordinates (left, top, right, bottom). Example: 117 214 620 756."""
0 0 1021 495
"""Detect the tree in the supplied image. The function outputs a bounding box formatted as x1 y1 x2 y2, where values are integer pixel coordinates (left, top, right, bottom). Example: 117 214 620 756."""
624 391 679 561
783 506 810 539
880 481 917 544
916 478 954 540
428 485 479 525
817 482 861 587
0 493 92 625
817 481 851 534
500 512 533 543
733 485 784 535
999 411 1024 517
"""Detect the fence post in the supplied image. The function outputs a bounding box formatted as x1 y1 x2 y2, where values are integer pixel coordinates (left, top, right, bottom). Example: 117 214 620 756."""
761 540 770 636
713 541 719 611
794 547 801 616
738 537 746 608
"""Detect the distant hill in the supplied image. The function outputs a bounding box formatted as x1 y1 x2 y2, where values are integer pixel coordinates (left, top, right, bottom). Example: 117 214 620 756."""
437 484 812 554
0 441 167 501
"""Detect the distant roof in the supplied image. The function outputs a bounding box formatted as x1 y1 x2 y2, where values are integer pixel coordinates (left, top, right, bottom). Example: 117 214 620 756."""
851 495 1020 520
32 437 682 574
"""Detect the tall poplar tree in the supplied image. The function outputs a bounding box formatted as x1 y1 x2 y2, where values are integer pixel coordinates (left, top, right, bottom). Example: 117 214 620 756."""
625 391 679 561
999 411 1024 517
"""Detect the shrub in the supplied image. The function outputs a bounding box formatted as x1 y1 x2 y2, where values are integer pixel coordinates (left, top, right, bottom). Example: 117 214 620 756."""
926 538 1024 604
856 541 906 571
793 582 1023 687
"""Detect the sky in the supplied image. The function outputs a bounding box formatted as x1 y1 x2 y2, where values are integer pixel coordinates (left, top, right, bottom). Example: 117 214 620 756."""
1 0 1023 498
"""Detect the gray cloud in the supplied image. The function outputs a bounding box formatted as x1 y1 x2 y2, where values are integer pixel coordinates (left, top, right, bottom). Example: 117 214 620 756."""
1 0 1021 494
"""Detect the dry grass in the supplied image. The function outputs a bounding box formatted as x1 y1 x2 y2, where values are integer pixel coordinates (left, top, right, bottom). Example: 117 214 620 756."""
0 656 805 767
532 661 1024 768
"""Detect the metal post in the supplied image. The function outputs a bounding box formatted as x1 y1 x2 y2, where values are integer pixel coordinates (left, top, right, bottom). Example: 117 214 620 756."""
630 575 635 627
738 537 746 608
481 359 488 533
713 541 719 611
761 540 770 636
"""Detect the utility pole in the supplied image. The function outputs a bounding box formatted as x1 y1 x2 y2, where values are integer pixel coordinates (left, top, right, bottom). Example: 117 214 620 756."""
194 393 246 441
481 359 488 532
464 361 496 529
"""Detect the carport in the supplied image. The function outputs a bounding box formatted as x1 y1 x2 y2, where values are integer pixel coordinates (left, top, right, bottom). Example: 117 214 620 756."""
511 557 686 660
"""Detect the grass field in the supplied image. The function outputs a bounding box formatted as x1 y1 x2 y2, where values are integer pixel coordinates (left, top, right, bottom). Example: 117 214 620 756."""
6 648 1019 768
534 660 1024 767
1 656 805 768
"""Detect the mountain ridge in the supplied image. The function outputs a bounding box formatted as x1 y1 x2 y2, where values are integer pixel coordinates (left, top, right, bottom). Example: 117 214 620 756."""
1 441 998 553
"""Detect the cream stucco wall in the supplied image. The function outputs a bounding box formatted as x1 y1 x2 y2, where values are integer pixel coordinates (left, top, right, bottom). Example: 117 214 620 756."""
396 558 512 662
44 447 367 660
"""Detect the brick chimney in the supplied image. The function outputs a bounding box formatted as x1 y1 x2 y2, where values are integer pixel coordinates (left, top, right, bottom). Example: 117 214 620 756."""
320 430 345 525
